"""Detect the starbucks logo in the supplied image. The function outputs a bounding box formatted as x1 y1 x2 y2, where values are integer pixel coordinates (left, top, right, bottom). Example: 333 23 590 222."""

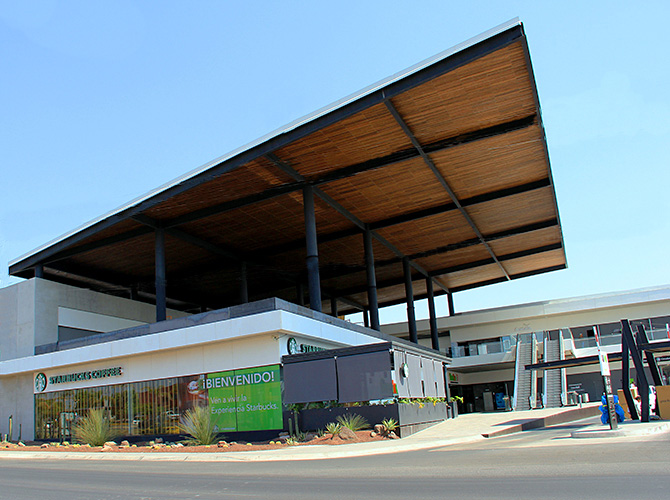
35 372 47 392
287 337 298 355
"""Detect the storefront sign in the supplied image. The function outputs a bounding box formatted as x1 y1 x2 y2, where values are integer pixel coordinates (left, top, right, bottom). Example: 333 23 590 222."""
206 365 282 432
40 366 123 389
287 337 327 355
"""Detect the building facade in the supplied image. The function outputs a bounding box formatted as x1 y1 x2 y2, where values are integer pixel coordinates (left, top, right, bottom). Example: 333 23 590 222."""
382 286 670 412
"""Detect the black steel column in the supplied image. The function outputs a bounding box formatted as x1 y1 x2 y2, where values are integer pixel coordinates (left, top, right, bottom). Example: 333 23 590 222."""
621 319 649 422
296 283 305 306
403 257 418 344
447 292 455 316
426 277 439 351
34 264 44 279
155 227 167 322
363 309 370 328
330 297 338 318
240 262 249 304
364 227 380 330
636 324 663 386
621 332 638 420
303 186 322 312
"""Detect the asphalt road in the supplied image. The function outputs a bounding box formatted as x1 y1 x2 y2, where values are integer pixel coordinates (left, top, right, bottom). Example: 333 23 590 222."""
1 418 668 500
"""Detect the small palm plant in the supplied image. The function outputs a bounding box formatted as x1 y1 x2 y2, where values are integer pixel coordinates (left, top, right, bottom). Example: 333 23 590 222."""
325 422 342 436
381 418 399 435
336 413 369 432
179 406 218 445
73 409 118 446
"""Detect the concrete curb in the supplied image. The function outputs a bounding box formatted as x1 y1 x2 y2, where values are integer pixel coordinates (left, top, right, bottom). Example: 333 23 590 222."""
571 421 670 439
481 405 601 438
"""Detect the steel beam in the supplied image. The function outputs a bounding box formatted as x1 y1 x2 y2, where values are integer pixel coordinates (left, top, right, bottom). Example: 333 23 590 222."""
330 297 338 317
447 292 455 316
384 99 510 281
426 277 439 350
303 185 322 312
240 261 249 304
364 227 380 330
403 257 418 343
154 227 167 322
636 324 663 386
621 319 649 422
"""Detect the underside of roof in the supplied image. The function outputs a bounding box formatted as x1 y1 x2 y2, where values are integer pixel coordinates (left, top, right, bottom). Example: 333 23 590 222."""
9 21 566 316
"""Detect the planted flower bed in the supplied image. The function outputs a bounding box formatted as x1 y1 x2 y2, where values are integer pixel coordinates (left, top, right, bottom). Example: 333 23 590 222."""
294 400 448 438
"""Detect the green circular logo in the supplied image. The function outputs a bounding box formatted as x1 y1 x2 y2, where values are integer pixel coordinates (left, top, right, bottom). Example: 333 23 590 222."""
35 372 47 392
287 337 298 355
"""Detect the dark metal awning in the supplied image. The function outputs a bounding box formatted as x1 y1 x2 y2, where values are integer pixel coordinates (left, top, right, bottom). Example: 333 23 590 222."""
9 20 566 316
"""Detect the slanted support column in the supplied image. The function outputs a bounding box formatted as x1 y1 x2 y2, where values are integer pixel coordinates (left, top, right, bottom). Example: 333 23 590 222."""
330 297 339 318
621 319 649 422
403 257 418 344
34 264 44 279
239 261 249 304
447 292 455 316
426 277 439 351
364 227 380 330
155 227 167 322
303 186 322 312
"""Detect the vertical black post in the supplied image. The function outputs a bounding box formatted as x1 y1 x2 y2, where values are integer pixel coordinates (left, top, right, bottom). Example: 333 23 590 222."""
426 277 439 351
363 309 370 328
240 261 249 304
296 283 305 306
621 319 649 422
303 186 322 312
447 292 455 316
364 227 380 330
636 324 663 386
155 227 167 322
621 332 638 420
34 264 44 279
403 257 418 344
330 297 338 318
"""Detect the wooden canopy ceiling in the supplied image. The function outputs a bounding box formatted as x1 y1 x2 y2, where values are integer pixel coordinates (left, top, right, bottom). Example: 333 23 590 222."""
10 22 566 316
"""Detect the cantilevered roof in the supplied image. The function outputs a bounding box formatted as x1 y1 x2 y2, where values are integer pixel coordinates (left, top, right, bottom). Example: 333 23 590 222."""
9 20 566 315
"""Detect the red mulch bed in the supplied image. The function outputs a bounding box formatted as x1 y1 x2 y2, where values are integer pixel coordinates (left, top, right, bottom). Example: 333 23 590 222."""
0 431 390 453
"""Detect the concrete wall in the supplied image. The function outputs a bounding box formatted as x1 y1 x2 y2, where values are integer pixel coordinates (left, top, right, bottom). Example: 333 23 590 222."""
33 278 186 348
0 280 36 362
0 374 34 441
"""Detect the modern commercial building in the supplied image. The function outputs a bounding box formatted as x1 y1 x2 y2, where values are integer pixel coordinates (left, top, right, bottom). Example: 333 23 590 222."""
382 285 670 413
0 20 566 441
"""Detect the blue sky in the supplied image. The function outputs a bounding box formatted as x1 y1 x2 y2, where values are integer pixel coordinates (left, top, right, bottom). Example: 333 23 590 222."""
1 1 669 323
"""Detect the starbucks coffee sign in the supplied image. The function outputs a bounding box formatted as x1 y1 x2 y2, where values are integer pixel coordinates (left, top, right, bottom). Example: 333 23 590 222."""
286 337 328 355
35 366 123 392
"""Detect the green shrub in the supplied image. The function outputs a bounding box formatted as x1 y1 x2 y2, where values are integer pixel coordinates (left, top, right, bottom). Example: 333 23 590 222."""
179 406 218 445
325 422 342 436
73 409 118 447
381 418 399 434
336 413 369 432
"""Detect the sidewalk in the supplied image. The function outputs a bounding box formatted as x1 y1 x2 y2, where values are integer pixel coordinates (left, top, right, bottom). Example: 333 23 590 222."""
1 403 662 463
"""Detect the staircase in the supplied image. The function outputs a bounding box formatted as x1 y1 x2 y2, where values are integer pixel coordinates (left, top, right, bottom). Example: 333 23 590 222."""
513 335 537 411
543 337 563 408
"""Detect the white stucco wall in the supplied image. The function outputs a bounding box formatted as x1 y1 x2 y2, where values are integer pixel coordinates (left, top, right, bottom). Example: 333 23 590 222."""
33 278 186 348
0 280 36 362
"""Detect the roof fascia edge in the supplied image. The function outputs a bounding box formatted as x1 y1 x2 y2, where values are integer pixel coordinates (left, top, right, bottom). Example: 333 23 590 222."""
10 19 523 275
